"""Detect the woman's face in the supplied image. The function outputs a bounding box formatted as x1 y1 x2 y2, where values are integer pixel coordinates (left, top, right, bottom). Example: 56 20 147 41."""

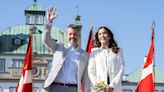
98 28 110 46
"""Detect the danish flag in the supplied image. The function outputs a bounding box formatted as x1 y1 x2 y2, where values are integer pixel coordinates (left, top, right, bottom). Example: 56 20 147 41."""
136 26 155 92
16 33 32 92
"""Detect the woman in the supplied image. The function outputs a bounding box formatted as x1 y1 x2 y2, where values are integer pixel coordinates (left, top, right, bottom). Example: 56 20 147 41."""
88 26 125 92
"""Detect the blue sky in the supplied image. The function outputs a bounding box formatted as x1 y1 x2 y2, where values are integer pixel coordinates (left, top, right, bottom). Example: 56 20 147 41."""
0 0 164 74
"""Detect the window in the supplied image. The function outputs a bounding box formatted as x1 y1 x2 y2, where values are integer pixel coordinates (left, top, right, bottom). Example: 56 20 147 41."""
26 15 30 24
9 87 16 92
47 60 52 68
12 59 23 68
12 38 22 46
32 67 40 76
14 38 21 45
123 89 132 92
36 15 43 24
27 15 35 24
0 58 5 72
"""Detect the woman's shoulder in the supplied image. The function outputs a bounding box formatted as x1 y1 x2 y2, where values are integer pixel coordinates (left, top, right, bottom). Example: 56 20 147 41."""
91 47 102 53
117 47 124 55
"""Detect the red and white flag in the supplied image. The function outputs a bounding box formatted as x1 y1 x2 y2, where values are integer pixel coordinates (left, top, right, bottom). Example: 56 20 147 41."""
86 25 94 53
16 34 32 92
136 30 155 92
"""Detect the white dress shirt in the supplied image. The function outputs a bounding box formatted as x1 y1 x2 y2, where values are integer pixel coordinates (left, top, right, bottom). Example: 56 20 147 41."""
54 45 80 84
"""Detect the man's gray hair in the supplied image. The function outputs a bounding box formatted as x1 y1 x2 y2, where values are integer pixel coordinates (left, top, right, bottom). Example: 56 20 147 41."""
67 24 80 31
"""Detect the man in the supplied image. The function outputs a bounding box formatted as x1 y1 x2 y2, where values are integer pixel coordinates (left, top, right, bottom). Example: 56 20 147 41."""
42 6 90 92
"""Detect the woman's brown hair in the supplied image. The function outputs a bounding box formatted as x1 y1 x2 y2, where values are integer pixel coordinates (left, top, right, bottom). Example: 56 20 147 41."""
95 26 119 53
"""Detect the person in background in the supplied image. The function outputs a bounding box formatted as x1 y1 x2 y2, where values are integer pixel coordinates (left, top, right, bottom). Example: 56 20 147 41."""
42 6 90 92
88 26 125 92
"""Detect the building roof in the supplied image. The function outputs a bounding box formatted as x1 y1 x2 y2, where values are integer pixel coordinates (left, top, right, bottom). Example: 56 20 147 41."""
26 4 44 11
0 24 67 55
125 66 164 83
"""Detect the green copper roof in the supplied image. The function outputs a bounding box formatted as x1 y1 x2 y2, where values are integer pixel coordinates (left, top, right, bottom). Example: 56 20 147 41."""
0 24 67 55
26 4 44 11
125 66 164 83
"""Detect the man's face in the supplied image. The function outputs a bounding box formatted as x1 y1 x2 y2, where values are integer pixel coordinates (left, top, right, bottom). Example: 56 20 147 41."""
67 28 80 47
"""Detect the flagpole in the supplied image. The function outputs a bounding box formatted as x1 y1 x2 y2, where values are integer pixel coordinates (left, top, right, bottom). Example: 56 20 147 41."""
29 26 33 89
29 26 33 37
151 20 155 87
29 25 33 57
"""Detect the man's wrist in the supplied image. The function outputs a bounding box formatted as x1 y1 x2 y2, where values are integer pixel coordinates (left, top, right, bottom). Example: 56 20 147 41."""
45 22 52 26
45 22 53 30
